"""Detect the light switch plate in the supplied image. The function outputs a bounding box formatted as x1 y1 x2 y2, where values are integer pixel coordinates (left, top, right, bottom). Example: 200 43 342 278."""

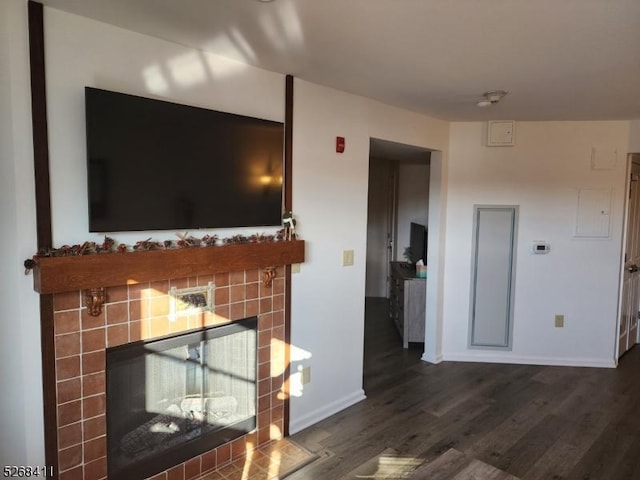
342 250 354 266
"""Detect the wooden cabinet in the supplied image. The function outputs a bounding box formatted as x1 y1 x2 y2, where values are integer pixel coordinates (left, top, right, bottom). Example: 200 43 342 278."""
389 262 426 348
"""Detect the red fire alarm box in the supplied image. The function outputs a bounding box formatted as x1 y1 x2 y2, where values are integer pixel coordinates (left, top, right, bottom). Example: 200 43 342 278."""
336 136 345 153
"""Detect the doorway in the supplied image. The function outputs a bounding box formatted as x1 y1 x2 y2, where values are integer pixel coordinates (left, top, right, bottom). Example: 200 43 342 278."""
365 139 431 360
619 153 640 358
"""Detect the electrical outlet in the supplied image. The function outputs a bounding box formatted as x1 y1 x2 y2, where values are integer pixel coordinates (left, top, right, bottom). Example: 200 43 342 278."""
555 314 564 328
301 366 311 385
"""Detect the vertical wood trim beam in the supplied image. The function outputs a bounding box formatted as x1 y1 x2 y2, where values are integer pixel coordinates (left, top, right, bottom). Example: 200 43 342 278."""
28 2 58 477
283 75 294 436
28 0 52 248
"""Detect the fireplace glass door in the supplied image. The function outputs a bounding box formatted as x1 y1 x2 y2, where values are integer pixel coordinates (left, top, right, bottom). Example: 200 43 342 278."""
107 317 257 480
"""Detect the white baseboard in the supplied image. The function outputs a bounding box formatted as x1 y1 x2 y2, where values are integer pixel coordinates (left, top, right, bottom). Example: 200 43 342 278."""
421 352 443 364
288 389 366 435
443 353 616 368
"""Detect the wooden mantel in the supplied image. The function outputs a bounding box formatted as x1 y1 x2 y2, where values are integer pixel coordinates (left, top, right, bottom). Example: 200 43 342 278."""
33 239 305 294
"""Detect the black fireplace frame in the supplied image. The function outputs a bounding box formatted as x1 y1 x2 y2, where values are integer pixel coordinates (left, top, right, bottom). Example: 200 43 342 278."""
106 316 258 480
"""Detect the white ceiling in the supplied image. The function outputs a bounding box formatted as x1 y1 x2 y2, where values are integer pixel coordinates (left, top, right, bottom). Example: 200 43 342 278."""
40 0 640 122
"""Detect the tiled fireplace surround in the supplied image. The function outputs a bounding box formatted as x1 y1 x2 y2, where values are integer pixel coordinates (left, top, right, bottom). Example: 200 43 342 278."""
52 267 288 480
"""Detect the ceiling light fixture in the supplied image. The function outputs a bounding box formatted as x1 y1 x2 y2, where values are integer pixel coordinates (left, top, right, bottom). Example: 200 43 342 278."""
476 90 508 108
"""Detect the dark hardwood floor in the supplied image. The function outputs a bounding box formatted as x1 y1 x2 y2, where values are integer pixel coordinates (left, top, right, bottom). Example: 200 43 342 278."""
289 297 640 480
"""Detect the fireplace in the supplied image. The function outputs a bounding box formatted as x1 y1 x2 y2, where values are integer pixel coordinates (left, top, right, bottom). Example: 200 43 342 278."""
107 317 258 479
49 262 295 480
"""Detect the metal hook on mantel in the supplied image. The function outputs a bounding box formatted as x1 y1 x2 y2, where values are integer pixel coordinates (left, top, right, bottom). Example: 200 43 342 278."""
262 267 277 288
84 288 106 316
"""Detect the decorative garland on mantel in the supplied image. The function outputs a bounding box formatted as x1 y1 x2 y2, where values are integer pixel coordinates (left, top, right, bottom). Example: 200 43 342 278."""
23 212 299 275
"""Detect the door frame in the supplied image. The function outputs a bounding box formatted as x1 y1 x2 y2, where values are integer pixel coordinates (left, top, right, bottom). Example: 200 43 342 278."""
616 153 640 361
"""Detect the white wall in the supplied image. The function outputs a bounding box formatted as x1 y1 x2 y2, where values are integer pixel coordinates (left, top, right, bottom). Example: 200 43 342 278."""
396 163 430 261
443 121 630 367
44 7 285 246
289 79 448 432
0 0 45 466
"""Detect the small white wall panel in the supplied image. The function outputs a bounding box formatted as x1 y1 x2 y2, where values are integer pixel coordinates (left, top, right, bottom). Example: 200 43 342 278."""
575 188 612 238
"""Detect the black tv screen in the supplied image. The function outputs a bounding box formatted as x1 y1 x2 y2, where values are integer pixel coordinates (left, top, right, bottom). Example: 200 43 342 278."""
409 222 427 263
85 87 284 232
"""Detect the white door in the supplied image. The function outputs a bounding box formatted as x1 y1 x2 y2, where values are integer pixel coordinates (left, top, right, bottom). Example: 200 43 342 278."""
619 156 640 357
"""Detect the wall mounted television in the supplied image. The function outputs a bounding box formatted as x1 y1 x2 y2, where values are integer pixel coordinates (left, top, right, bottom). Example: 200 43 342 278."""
85 87 284 232
409 222 427 264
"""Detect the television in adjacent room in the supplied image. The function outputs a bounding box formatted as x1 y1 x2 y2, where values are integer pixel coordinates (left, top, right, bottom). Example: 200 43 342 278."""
409 222 427 264
85 87 284 232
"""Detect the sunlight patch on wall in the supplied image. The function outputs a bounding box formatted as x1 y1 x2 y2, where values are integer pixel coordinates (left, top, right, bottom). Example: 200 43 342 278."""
229 26 257 63
203 47 251 79
259 3 304 53
143 64 169 95
168 51 207 88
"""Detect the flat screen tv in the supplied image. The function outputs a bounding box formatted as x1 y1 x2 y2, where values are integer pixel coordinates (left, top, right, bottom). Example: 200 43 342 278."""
409 222 427 264
85 87 284 232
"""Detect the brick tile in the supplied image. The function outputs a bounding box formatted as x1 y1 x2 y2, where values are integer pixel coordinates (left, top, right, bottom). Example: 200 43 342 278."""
83 456 107 480
214 286 229 305
107 324 129 347
201 450 217 473
82 351 105 376
246 300 259 318
58 422 82 449
185 457 201 479
83 415 106 441
58 444 82 472
106 285 128 303
150 295 170 317
58 400 82 427
150 280 170 295
246 269 259 283
129 320 143 342
81 308 105 330
214 305 230 322
82 328 105 353
55 333 80 359
57 356 80 381
259 297 273 315
273 278 285 295
245 283 259 300
167 464 185 480
229 285 245 303
54 291 80 311
150 316 170 338
106 301 129 325
83 394 106 418
83 436 106 463
229 271 244 286
230 302 245 321
216 443 231 466
82 372 105 397
170 277 189 290
215 272 229 287
197 275 214 287
58 466 83 480
55 310 80 335
129 299 143 321
57 377 81 404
